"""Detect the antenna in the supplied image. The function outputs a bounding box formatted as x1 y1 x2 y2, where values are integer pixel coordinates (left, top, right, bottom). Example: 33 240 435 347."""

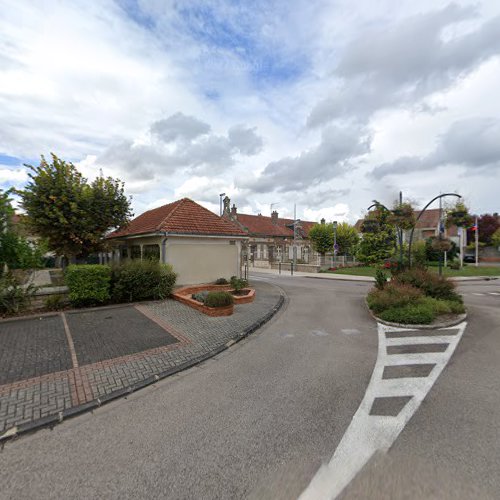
270 202 278 214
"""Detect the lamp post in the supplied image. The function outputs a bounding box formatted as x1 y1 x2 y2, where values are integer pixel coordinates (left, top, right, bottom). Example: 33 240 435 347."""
219 193 226 216
333 221 338 263
407 193 461 268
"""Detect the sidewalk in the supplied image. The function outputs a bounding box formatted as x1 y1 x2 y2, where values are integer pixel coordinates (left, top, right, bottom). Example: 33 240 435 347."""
0 281 284 439
250 267 497 283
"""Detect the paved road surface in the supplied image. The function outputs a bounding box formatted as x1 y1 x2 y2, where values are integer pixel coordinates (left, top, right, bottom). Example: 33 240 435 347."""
0 275 377 499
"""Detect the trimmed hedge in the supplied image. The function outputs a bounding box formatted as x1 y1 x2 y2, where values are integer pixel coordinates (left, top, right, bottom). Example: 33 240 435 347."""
65 264 111 307
204 291 234 308
111 260 177 303
379 302 436 324
367 283 423 314
393 268 459 301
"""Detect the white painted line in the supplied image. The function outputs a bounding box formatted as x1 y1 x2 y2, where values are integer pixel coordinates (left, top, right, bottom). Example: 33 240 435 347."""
490 292 500 296
472 292 485 296
298 321 467 500
385 335 454 345
383 352 449 365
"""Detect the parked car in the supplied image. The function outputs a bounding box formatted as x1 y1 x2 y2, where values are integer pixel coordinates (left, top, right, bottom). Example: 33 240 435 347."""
463 254 476 263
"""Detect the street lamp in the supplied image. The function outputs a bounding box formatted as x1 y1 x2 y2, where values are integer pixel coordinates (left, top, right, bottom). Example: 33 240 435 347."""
333 221 338 259
219 193 226 216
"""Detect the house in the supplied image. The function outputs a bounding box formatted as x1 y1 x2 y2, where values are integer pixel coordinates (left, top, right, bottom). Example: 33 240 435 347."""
106 198 248 285
355 209 464 246
221 196 317 268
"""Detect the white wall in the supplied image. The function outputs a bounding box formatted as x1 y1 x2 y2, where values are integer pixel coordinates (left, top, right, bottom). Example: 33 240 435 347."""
165 237 242 285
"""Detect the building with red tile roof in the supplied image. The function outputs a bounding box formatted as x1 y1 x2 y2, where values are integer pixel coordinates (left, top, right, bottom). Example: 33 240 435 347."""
106 198 247 284
221 196 319 268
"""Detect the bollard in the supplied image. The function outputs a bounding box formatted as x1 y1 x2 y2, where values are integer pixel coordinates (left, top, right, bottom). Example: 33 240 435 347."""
279 262 281 274
291 262 294 276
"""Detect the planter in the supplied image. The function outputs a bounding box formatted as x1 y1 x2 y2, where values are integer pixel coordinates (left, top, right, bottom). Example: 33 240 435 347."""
173 283 256 315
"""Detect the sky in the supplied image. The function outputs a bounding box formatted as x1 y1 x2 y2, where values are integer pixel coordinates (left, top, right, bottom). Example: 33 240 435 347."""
1 0 500 224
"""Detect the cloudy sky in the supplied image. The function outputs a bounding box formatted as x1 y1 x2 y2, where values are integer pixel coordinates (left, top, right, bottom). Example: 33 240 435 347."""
1 0 500 223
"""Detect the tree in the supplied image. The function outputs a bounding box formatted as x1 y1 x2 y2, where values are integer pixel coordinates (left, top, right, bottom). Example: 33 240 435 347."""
492 228 500 249
356 204 396 265
335 222 359 255
20 154 132 261
309 223 334 255
0 189 45 271
475 214 500 245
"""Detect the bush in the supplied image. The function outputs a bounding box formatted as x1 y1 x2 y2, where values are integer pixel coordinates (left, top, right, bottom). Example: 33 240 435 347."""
375 269 388 290
230 276 248 292
379 302 436 324
65 264 111 307
367 283 423 314
393 268 458 300
192 291 209 303
0 272 37 314
448 261 460 270
45 294 65 311
215 278 228 285
204 291 234 308
111 260 177 303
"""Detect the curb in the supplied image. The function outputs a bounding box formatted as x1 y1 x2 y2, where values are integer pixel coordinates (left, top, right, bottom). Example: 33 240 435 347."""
364 298 467 329
0 290 286 444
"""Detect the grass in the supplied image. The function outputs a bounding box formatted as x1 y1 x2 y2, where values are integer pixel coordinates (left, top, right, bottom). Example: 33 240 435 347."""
322 265 500 277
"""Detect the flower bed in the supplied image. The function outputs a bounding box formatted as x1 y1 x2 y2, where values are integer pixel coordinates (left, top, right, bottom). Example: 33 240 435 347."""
173 283 255 316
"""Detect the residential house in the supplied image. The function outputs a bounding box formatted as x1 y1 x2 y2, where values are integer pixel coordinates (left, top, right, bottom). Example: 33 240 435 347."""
106 198 248 284
221 196 317 268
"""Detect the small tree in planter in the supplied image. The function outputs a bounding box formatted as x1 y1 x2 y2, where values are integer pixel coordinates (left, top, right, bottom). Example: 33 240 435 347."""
388 202 416 231
230 276 249 295
431 237 453 253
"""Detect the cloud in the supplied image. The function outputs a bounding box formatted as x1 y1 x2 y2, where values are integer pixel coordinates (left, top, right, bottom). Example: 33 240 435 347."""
371 117 500 179
150 112 211 142
308 4 500 127
228 125 264 155
243 123 371 193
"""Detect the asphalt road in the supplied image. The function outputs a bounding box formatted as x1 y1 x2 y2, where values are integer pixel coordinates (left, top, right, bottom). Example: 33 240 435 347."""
0 275 377 500
340 279 500 499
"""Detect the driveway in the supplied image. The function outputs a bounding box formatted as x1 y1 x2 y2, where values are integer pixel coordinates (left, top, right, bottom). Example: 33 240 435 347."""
0 281 283 436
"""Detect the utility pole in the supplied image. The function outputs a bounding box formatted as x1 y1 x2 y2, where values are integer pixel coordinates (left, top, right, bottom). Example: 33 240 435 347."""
293 204 297 267
475 216 479 267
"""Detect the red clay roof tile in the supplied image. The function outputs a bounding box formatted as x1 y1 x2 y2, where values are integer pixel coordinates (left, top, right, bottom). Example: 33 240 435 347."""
108 198 247 238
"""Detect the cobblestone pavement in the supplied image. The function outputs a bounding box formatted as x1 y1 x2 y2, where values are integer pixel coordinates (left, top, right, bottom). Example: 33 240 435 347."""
0 281 283 436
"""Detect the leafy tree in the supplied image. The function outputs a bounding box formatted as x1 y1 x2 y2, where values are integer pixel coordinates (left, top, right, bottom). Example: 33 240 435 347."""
20 154 132 261
492 228 500 249
474 214 499 245
357 204 396 265
0 189 45 271
309 223 334 255
335 222 359 255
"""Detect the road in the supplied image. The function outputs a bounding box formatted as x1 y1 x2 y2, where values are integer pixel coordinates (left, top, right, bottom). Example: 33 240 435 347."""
1 275 498 499
340 279 500 499
0 275 377 499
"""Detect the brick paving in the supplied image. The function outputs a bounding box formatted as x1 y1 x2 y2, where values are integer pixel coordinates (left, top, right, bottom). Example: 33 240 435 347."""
0 281 282 436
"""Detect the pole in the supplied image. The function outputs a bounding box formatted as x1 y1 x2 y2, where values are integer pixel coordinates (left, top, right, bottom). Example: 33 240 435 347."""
475 216 479 267
459 227 464 269
438 196 443 277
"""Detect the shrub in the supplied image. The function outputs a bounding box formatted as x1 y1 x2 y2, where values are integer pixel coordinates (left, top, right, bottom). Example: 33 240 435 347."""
230 276 248 292
215 278 228 285
379 302 436 324
448 261 460 270
192 291 209 303
393 267 458 300
375 269 388 290
45 294 65 311
111 260 177 303
367 283 423 314
65 264 111 307
204 291 234 308
0 272 37 314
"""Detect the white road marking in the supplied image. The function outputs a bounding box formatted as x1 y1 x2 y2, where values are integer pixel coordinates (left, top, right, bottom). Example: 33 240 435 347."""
299 321 466 500
472 292 485 296
341 329 361 335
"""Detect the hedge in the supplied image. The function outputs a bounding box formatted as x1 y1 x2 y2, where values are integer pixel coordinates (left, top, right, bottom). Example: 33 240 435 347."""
204 291 234 308
65 264 111 307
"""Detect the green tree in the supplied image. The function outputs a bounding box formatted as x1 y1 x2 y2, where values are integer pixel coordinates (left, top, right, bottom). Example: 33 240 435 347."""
356 204 396 265
309 223 334 255
492 228 500 249
335 222 359 255
20 154 132 261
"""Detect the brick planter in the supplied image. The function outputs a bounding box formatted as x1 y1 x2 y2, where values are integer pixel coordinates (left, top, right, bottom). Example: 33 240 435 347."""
172 283 256 316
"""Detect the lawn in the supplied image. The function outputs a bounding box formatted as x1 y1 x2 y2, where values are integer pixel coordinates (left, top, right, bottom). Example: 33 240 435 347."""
322 265 500 277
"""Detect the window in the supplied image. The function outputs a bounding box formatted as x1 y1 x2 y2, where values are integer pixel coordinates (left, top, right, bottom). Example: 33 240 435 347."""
131 245 141 259
143 244 160 261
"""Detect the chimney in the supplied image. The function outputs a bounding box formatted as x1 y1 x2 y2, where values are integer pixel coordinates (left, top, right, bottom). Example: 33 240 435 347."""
271 210 279 225
321 218 325 225
222 196 231 216
231 203 237 219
